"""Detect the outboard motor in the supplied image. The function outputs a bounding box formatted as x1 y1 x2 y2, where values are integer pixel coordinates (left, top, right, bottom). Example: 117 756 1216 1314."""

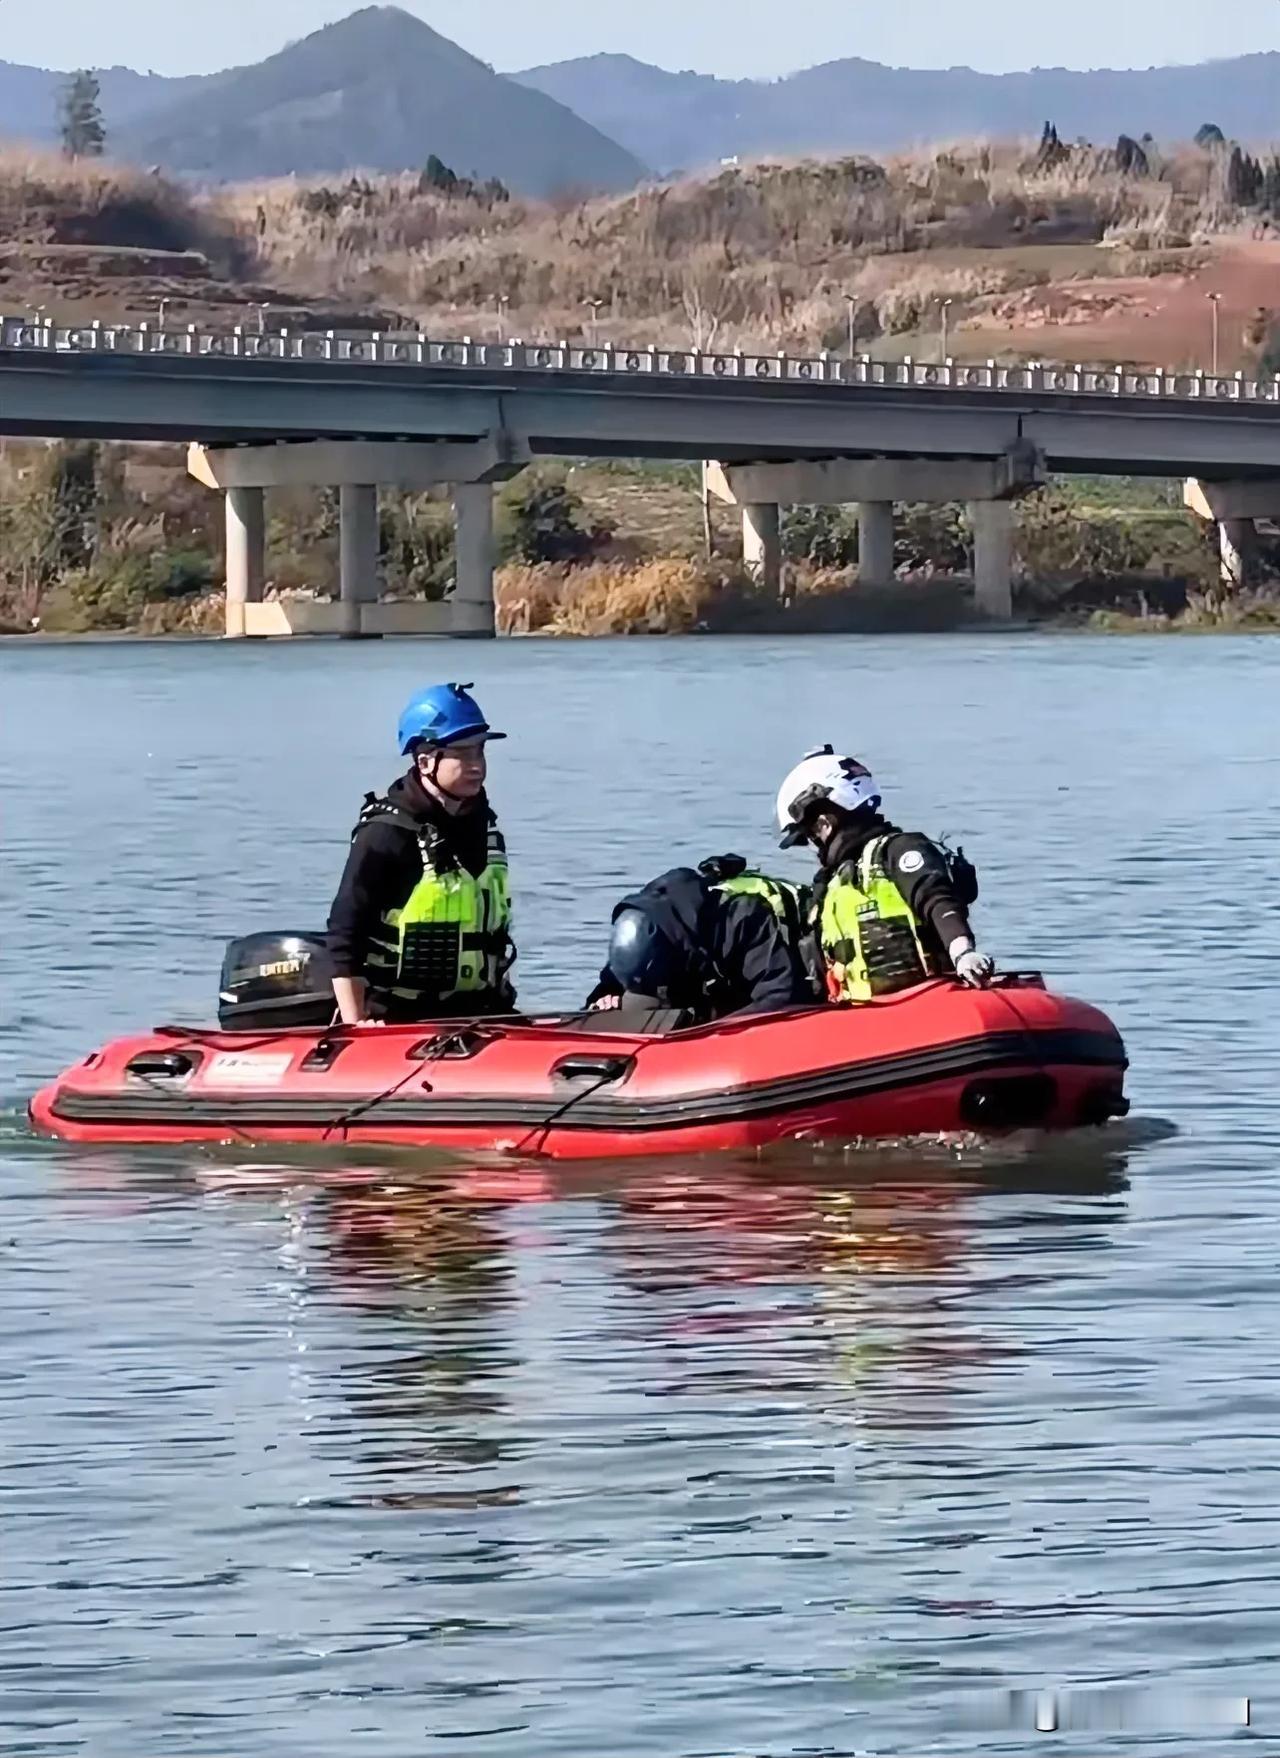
218 932 336 1031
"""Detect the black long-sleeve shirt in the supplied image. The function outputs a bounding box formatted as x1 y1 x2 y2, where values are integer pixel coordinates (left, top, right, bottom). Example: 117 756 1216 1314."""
326 770 499 982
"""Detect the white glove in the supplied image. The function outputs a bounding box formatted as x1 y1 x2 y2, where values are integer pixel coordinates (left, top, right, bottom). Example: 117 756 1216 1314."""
949 939 995 989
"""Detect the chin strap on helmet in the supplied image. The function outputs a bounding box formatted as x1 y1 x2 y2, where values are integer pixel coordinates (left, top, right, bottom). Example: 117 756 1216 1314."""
415 741 478 806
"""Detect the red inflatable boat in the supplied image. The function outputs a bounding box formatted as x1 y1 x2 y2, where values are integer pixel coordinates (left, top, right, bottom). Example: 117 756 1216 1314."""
29 976 1127 1160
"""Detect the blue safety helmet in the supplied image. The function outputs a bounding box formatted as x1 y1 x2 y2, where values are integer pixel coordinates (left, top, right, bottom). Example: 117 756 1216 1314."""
397 683 506 755
607 908 685 1003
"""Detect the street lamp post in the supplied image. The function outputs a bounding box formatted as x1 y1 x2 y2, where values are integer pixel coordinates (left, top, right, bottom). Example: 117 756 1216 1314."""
497 294 510 342
1208 292 1222 377
941 297 953 363
842 292 857 359
583 298 603 346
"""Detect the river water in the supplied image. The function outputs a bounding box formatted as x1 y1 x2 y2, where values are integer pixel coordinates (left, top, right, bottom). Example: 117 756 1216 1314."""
2 632 1278 1756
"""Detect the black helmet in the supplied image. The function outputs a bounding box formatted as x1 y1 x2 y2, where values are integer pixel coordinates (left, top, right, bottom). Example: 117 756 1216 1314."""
607 907 686 1003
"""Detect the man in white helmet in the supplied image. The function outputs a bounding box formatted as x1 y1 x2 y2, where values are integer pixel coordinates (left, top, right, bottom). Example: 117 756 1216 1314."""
776 746 995 1002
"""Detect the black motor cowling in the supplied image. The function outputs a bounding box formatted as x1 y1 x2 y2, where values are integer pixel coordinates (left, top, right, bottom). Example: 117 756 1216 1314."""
218 932 335 1032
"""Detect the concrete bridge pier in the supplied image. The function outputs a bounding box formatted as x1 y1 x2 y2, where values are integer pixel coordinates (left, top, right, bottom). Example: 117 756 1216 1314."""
189 436 528 637
452 483 497 637
741 502 782 595
857 501 895 587
224 486 265 639
706 446 1043 618
969 500 1015 619
1183 479 1273 590
338 484 379 638
1219 519 1257 591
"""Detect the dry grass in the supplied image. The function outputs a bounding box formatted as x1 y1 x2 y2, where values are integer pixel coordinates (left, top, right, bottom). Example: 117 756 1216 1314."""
493 557 982 635
209 139 1255 353
0 135 1270 357
496 558 722 634
0 147 245 270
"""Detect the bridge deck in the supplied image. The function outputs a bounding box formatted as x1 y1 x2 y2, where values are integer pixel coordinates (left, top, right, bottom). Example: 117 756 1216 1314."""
3 317 1280 477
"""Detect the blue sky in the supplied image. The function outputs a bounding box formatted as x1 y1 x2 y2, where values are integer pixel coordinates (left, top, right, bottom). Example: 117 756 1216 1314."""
6 0 1280 78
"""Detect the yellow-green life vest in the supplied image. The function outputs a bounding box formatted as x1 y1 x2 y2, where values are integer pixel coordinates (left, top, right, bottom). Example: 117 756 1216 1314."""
361 806 512 1006
715 870 811 943
820 835 937 1003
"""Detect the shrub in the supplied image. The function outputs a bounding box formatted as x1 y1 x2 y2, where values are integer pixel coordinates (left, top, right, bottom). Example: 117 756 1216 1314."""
379 493 455 598
497 471 613 565
1115 135 1150 177
1015 487 1215 589
782 504 859 567
38 542 217 632
0 439 104 626
1256 317 1280 377
895 503 970 574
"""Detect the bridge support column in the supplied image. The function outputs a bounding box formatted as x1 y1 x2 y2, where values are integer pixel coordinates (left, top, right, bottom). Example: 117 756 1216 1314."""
452 482 495 637
191 438 528 637
742 502 782 594
705 450 1042 616
1183 479 1275 591
224 486 265 639
339 484 379 637
1219 518 1256 590
857 501 894 586
970 499 1014 619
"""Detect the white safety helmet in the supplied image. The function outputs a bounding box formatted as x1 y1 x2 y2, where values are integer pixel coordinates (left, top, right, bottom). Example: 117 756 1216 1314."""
776 745 881 847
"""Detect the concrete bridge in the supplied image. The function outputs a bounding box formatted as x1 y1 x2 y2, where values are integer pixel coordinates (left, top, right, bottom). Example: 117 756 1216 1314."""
4 313 1279 634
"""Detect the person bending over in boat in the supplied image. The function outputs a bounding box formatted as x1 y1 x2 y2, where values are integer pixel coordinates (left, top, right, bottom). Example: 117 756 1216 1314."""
327 684 515 1026
586 860 818 1024
775 746 995 1002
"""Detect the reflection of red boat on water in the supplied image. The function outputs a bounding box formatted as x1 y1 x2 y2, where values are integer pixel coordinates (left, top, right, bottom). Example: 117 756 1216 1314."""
31 975 1127 1160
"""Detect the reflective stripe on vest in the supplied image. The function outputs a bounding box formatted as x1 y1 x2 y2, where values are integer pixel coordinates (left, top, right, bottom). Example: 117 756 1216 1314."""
715 871 810 949
363 815 511 1004
819 835 937 1003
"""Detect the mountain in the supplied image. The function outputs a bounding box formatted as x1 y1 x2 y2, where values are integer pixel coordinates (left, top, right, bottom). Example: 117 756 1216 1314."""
0 61 206 147
511 55 741 177
7 21 1278 199
112 7 644 196
514 50 1280 173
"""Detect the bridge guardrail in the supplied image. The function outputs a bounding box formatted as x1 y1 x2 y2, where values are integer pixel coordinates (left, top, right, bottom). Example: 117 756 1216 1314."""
3 315 1278 404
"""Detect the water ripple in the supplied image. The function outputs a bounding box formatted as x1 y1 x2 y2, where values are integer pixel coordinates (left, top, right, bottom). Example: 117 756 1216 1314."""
3 635 1279 1755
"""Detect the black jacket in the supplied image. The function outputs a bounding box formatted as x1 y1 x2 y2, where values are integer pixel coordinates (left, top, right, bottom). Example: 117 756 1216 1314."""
591 866 815 1021
327 770 504 984
815 817 975 966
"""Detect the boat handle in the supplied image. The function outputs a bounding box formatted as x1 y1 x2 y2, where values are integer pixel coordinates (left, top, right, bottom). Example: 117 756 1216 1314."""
126 1050 199 1080
300 1037 348 1072
409 1028 496 1062
552 1053 633 1084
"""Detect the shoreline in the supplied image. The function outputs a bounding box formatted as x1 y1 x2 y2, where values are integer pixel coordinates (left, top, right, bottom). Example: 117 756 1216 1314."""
5 618 1279 645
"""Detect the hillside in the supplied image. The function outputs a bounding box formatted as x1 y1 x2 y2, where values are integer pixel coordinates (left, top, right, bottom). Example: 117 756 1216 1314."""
7 136 1273 637
514 50 1280 174
0 60 209 147
5 134 1279 381
113 7 645 198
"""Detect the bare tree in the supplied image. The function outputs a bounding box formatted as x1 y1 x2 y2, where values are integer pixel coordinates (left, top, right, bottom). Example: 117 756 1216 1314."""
679 261 741 351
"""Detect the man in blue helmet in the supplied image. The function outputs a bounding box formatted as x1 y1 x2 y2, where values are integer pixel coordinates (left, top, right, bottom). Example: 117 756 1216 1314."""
326 684 515 1024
